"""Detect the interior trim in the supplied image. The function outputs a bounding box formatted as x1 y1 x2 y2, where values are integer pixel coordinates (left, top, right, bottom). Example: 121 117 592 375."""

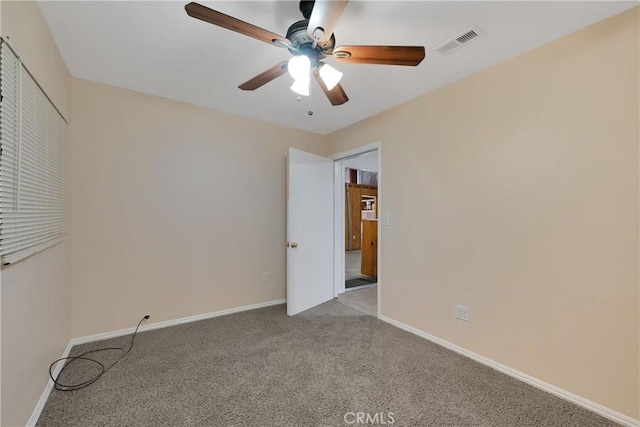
71 299 287 346
379 315 639 427
27 341 72 427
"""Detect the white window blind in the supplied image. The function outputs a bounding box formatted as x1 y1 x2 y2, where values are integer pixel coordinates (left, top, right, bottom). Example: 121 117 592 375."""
0 41 68 265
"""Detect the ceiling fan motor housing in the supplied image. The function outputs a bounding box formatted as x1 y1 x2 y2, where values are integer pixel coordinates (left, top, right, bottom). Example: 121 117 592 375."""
286 20 335 55
299 1 315 19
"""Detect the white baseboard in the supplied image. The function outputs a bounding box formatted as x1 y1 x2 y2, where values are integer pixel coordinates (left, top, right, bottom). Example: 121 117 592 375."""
30 302 636 427
27 298 286 425
379 315 639 427
27 341 73 427
71 299 287 346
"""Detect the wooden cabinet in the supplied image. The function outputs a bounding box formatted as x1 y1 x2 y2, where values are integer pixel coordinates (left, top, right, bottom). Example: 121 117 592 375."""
361 219 378 278
359 186 378 217
345 184 362 250
345 184 377 251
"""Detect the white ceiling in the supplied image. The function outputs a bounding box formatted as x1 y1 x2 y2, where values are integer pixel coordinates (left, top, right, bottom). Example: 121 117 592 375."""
39 1 636 135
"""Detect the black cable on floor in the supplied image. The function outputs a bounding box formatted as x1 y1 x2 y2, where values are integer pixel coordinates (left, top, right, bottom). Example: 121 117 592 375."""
49 315 149 391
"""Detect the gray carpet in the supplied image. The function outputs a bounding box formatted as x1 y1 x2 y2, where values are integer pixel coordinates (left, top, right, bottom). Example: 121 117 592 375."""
38 301 618 427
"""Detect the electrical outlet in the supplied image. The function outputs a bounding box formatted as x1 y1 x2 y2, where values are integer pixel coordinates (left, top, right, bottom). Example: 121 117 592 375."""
455 305 470 322
262 272 270 283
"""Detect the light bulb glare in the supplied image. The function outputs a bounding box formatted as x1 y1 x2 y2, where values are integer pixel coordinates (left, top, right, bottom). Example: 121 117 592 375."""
290 77 310 96
288 55 311 81
319 63 343 90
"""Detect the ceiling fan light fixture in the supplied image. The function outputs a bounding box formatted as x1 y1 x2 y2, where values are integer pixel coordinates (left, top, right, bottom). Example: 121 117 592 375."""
290 76 310 96
185 1 426 107
319 63 343 90
287 55 311 81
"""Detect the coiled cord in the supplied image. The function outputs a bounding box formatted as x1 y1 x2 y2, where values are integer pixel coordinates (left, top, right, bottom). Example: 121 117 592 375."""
49 315 149 391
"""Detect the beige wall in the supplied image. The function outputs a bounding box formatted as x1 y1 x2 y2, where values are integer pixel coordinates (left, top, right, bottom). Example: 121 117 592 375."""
1 1 637 423
69 79 327 337
0 2 71 426
0 242 69 426
328 8 639 420
0 1 70 120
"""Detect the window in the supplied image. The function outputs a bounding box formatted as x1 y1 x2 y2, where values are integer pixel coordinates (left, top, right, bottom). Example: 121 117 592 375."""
0 41 68 265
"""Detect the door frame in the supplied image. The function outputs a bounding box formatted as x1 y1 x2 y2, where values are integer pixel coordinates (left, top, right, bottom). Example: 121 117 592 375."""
329 141 382 318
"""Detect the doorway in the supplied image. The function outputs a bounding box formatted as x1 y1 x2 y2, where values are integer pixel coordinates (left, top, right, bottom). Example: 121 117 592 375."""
330 144 381 317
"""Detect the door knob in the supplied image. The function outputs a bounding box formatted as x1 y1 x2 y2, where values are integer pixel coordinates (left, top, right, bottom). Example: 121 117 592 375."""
290 242 299 248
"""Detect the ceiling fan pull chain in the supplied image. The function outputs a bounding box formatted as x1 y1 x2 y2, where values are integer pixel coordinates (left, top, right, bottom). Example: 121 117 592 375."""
308 90 314 117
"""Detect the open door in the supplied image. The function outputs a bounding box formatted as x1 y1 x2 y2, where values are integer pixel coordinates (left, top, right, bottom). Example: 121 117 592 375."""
287 148 334 316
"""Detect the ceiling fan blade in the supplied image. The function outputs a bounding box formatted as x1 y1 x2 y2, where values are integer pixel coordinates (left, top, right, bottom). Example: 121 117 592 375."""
239 62 289 91
307 0 349 43
313 68 348 106
185 2 290 47
333 45 426 66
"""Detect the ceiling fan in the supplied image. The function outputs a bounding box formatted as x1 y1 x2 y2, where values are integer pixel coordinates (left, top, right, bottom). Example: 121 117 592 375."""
185 1 426 106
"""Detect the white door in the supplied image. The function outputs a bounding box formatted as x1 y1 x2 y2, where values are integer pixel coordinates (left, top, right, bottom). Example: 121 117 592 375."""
287 147 334 316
